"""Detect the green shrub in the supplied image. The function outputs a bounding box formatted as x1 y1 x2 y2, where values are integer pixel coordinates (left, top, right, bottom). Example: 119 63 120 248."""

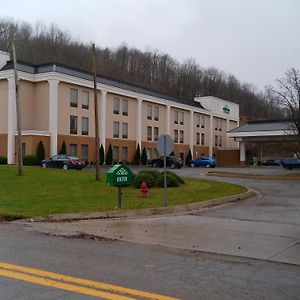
133 172 156 188
23 155 40 166
141 147 148 165
36 141 45 163
156 173 179 187
0 156 7 165
133 143 141 165
163 171 185 184
59 141 67 154
139 169 160 180
105 144 113 165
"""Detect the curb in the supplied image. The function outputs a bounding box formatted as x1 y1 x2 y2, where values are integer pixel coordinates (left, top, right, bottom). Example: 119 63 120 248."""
29 188 257 223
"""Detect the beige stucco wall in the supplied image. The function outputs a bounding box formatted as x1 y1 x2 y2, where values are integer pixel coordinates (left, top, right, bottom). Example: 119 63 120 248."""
228 120 239 149
0 80 8 134
19 80 35 130
106 93 137 140
57 82 96 137
33 81 49 131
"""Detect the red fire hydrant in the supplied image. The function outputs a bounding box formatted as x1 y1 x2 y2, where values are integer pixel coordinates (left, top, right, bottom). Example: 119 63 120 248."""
140 180 149 198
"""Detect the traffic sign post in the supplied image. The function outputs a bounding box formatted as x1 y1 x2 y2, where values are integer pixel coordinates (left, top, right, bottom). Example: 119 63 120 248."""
157 135 174 207
107 164 133 208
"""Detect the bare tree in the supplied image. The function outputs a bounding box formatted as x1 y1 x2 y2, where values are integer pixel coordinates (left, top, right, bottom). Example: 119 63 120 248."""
266 68 300 157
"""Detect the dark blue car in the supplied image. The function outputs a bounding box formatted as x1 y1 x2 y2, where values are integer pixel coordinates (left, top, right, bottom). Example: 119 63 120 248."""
189 156 216 168
281 158 300 170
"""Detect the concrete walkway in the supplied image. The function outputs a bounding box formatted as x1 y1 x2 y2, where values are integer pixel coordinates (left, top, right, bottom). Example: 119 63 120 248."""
24 214 300 266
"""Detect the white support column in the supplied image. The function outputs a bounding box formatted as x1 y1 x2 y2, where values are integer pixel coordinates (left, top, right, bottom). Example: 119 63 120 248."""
209 115 213 157
7 77 16 164
189 111 194 156
48 79 59 156
136 98 142 147
225 119 230 149
240 140 246 165
100 89 107 151
166 105 171 135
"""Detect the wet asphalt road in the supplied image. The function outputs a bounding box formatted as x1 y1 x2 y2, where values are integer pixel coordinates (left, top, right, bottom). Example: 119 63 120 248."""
0 166 300 299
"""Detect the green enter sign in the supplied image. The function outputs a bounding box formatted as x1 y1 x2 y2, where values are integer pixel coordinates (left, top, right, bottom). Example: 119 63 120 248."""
107 164 133 186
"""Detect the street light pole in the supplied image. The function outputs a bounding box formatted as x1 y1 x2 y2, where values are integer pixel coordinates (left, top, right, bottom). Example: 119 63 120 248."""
12 39 23 176
92 43 100 181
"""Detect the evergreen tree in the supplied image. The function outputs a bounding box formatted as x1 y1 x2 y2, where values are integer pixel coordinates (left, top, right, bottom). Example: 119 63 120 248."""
185 149 192 166
99 144 105 165
141 147 148 165
36 141 45 163
170 151 175 156
59 141 67 154
105 144 113 165
133 143 141 165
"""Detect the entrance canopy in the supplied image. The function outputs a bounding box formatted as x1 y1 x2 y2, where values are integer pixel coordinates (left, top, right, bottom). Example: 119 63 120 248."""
227 120 296 164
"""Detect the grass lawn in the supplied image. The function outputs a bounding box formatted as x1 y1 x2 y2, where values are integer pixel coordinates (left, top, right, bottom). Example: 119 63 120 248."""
0 166 246 219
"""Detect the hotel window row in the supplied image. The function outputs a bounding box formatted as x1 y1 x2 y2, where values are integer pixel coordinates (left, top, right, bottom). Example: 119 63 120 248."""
113 122 128 139
69 144 89 161
70 116 89 135
174 130 184 144
147 104 159 121
196 133 205 146
174 110 184 125
147 126 159 141
70 88 89 109
214 135 223 147
195 114 205 128
113 97 129 116
214 118 223 131
112 146 128 162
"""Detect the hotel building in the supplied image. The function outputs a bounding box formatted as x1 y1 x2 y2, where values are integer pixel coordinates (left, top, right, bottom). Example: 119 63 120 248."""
0 50 240 165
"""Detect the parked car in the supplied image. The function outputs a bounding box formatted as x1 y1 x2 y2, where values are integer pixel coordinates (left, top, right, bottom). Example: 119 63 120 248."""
189 156 216 168
281 158 300 170
150 156 183 169
262 159 281 166
41 154 85 170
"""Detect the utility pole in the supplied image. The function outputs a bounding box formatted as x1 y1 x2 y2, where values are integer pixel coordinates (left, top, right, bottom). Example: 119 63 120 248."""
12 39 23 176
92 43 100 181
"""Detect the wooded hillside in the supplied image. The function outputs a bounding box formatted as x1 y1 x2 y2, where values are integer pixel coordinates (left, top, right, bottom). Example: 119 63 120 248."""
0 18 282 119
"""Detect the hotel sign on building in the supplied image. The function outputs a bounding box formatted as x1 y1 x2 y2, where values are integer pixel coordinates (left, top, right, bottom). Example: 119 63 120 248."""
0 50 240 166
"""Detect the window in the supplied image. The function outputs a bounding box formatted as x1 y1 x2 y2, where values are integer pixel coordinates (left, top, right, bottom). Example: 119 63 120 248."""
21 143 26 158
219 136 222 147
70 115 77 134
69 144 77 156
201 133 205 146
122 99 128 116
122 122 128 139
154 127 159 141
214 118 218 131
214 135 218 147
179 111 184 125
113 121 119 138
147 126 152 141
196 133 200 145
70 88 78 107
82 91 89 109
113 146 119 162
81 144 88 161
154 106 159 121
174 110 178 124
174 130 178 143
219 119 222 131
122 146 128 162
200 115 205 128
82 117 89 135
195 115 200 128
113 97 120 114
147 104 152 120
146 148 152 160
180 130 184 143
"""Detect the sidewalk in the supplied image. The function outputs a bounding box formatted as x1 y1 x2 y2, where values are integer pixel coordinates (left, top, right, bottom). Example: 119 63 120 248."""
23 214 300 266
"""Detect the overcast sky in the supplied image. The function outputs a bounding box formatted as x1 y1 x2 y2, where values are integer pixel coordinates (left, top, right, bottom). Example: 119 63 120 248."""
2 0 300 91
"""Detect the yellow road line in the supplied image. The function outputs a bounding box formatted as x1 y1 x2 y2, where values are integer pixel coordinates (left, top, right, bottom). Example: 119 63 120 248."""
0 261 179 300
0 269 134 300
